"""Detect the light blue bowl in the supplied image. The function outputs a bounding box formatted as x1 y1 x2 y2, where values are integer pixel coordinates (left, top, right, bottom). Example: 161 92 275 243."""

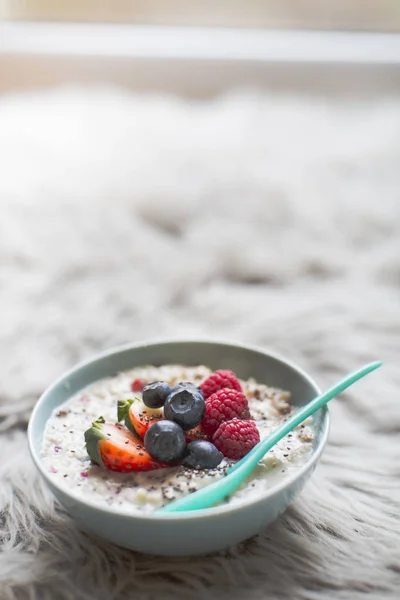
28 339 329 556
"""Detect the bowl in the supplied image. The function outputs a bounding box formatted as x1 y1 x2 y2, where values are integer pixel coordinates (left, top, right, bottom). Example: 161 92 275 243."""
28 339 329 556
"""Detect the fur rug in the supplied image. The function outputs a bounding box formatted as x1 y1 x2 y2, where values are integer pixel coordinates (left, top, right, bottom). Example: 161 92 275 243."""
0 87 399 600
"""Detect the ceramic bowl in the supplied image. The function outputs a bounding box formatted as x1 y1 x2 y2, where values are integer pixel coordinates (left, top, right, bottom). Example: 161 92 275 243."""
28 339 329 556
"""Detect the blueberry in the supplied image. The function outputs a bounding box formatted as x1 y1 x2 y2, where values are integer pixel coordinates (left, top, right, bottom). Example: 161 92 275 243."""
164 387 205 430
182 441 223 470
174 381 201 393
142 381 172 409
144 420 186 463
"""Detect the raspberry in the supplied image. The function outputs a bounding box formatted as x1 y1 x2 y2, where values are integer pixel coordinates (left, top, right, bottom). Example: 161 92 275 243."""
200 369 242 399
131 379 145 393
202 388 250 436
213 418 260 460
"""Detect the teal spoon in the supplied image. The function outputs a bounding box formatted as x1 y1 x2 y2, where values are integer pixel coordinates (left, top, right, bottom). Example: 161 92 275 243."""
158 361 382 513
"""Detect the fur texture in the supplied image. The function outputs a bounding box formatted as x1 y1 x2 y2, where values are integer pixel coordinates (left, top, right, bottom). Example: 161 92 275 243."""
0 88 399 600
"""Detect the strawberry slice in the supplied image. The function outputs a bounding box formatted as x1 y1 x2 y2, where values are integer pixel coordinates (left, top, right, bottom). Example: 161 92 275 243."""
185 425 209 443
117 398 163 438
84 417 166 472
118 398 207 443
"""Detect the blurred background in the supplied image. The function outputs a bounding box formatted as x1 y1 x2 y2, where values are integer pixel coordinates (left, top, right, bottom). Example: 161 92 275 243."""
0 1 399 417
2 0 400 28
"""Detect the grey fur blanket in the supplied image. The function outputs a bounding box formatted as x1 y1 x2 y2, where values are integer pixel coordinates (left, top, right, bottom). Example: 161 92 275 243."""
0 88 399 600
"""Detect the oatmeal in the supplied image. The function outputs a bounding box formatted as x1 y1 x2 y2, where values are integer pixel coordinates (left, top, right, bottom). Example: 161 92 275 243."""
41 365 313 513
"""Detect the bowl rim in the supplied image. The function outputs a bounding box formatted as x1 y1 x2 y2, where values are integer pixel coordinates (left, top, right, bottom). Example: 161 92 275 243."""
28 337 330 521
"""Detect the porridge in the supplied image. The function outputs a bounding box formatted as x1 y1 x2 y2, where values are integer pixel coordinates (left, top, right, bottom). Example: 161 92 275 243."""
41 365 314 513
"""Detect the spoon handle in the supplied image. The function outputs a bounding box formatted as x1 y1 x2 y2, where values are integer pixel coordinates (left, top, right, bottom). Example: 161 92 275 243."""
229 360 382 472
158 361 382 513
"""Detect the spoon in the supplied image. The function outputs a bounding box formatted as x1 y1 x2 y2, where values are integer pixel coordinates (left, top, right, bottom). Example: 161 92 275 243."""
158 361 382 513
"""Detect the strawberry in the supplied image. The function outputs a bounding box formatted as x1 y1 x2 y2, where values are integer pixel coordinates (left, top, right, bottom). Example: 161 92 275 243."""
117 398 163 438
118 398 206 443
84 417 166 472
185 425 209 443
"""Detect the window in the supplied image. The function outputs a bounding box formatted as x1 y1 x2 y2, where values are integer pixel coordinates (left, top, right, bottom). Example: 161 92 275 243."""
1 1 400 32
